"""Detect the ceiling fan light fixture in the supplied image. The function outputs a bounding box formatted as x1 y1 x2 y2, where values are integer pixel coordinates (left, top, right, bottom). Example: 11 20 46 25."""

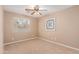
25 5 47 15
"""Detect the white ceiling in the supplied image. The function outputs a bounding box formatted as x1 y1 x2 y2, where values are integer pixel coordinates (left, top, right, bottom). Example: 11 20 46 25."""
3 5 73 18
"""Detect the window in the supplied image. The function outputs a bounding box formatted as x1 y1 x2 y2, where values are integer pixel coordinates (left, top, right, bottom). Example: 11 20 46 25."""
45 18 56 31
12 17 30 32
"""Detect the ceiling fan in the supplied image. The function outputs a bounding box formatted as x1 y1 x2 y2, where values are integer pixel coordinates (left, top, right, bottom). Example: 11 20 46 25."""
25 5 47 15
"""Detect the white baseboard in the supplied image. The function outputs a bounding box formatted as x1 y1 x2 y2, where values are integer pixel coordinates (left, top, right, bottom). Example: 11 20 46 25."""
39 37 79 51
4 36 79 51
4 37 37 46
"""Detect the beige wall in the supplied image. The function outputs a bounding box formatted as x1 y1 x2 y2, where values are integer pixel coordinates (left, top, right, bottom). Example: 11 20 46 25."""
38 6 79 49
4 11 38 43
0 6 3 53
4 6 79 49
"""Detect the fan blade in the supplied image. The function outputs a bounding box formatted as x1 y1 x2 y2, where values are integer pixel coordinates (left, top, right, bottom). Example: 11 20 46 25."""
39 12 42 15
25 9 34 11
39 9 47 11
35 5 39 8
31 12 35 15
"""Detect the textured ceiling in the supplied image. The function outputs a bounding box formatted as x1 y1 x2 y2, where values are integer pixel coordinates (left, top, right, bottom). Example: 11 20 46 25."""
3 5 73 18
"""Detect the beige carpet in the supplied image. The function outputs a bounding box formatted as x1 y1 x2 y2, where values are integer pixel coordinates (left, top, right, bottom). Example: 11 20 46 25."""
4 39 78 54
